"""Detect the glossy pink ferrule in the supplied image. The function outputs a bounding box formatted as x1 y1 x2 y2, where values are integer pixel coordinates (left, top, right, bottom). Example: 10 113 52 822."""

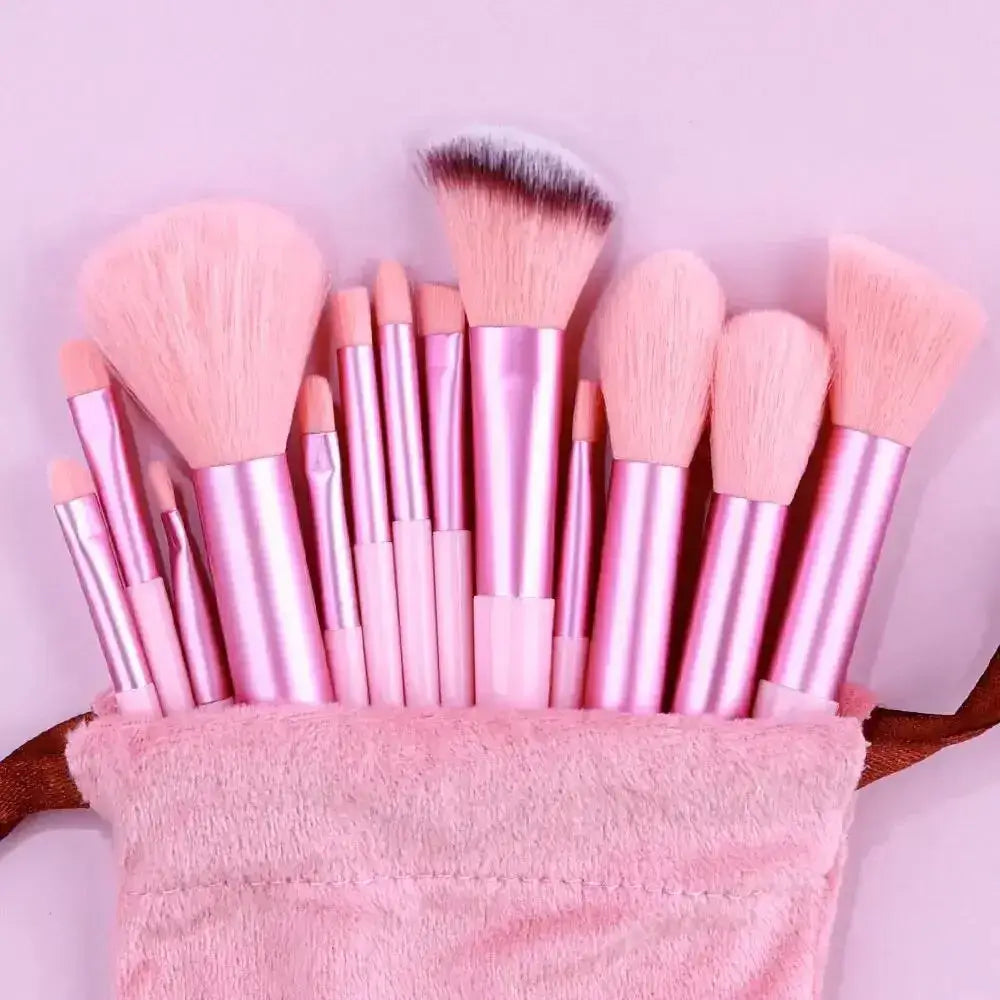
324 625 369 707
393 518 440 706
550 635 590 709
353 540 405 706
433 528 474 707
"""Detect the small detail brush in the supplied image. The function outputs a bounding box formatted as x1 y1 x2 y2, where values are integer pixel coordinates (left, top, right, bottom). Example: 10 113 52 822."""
80 200 332 705
58 340 194 715
758 236 986 718
585 251 725 713
296 375 369 707
374 261 440 706
330 288 405 706
417 282 474 707
148 462 233 709
50 458 161 718
672 311 830 718
420 126 615 707
550 379 605 708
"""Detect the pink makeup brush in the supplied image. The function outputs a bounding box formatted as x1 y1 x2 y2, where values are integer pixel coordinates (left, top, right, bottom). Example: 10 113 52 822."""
329 288 405 707
585 252 725 713
757 237 986 718
374 262 440 707
296 375 369 707
550 380 605 709
148 462 233 709
80 200 333 705
58 340 194 715
417 283 474 707
672 311 830 718
420 127 615 708
49 458 161 718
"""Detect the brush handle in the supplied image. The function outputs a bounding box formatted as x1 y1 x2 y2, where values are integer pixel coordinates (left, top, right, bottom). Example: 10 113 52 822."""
128 578 195 715
433 529 474 708
393 518 440 706
114 685 164 719
550 636 589 709
424 331 469 532
753 678 838 720
585 461 687 714
474 594 554 708
766 427 908 703
353 540 405 707
325 625 369 707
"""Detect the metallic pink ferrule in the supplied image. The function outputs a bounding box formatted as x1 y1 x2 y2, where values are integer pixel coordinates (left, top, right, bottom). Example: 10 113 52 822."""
767 427 909 702
585 461 688 713
378 323 430 523
193 455 331 705
423 331 469 532
470 326 565 597
55 493 152 693
338 345 392 544
68 386 158 586
673 495 787 718
554 439 604 638
303 431 361 631
160 507 232 707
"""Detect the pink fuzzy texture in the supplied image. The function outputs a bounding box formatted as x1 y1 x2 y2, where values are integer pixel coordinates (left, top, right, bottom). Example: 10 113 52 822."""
67 706 865 999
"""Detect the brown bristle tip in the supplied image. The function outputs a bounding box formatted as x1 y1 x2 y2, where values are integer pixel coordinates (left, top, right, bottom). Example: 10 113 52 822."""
329 287 374 348
416 283 465 336
57 339 111 396
297 375 336 434
48 458 95 505
373 260 413 326
571 380 604 442
147 461 178 513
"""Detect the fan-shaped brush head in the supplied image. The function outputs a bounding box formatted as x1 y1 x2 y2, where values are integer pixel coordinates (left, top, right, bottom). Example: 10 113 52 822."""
711 310 830 505
147 460 178 513
417 283 465 336
78 200 327 469
48 458 96 504
596 251 725 467
828 235 986 446
419 127 615 329
374 260 413 326
296 374 337 435
57 339 112 397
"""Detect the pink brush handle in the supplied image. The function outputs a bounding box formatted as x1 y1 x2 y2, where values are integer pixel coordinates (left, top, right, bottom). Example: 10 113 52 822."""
550 635 589 709
354 540 405 706
752 678 838 720
393 518 440 707
424 331 469 532
128 578 195 715
114 685 163 719
325 625 369 707
474 594 553 708
433 529 474 708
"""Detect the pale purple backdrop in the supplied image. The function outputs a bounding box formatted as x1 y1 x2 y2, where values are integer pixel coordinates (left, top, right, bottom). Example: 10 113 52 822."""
1 1 999 997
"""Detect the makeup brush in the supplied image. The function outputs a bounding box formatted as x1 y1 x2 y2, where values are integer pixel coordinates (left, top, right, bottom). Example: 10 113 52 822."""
550 379 605 708
50 458 161 718
374 261 440 706
329 287 405 707
296 375 369 707
757 236 986 718
79 200 333 705
58 340 194 715
672 311 830 718
420 127 615 708
584 252 725 713
148 461 232 710
417 282 474 707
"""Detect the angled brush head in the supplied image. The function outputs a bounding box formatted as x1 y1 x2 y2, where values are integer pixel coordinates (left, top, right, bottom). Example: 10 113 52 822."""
571 379 604 443
147 460 178 513
711 310 831 505
48 458 95 504
416 283 465 336
419 127 615 328
58 339 112 397
596 251 725 467
329 287 374 349
828 235 986 445
296 374 336 435
373 260 413 326
79 200 327 469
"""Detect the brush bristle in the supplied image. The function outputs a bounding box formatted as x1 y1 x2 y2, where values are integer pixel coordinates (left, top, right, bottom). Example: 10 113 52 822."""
147 460 178 513
828 235 986 445
79 200 327 468
373 260 413 326
329 288 374 349
48 458 95 505
416 283 465 336
57 339 111 396
571 380 604 442
711 311 830 505
419 127 615 328
297 374 336 434
597 251 725 467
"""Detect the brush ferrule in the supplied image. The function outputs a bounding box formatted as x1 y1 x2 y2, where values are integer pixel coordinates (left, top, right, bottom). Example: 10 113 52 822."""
194 455 331 705
378 323 430 522
55 493 152 693
767 427 909 701
303 432 361 632
160 507 231 707
423 331 469 532
471 325 565 597
338 345 392 544
585 460 687 713
68 386 158 585
673 495 787 718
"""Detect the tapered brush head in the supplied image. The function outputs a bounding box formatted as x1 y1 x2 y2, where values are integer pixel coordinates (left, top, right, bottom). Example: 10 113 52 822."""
596 251 725 467
374 260 413 326
48 458 95 504
828 235 986 446
296 374 336 434
571 379 604 443
78 201 327 469
416 283 465 336
329 287 374 349
147 460 178 513
419 127 615 328
58 339 112 397
711 311 831 505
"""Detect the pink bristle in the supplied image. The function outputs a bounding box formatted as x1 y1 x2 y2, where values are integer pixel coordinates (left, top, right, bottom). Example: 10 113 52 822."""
416 283 465 336
296 375 337 435
328 288 374 349
57 339 112 397
571 380 604 443
147 460 178 513
48 458 95 504
373 260 413 326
